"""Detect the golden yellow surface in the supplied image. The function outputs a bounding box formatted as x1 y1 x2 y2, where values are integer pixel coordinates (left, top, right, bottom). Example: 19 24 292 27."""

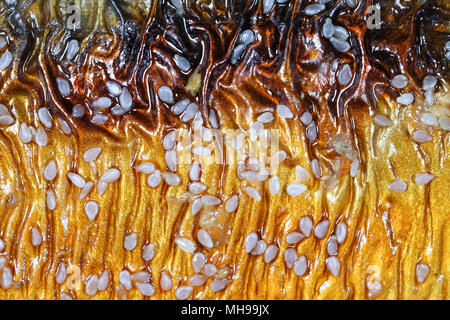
0 0 448 300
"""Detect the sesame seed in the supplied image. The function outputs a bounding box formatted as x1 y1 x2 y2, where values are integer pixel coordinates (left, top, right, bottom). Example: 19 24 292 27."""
326 256 340 276
420 113 438 127
157 86 174 104
124 233 137 251
416 263 430 283
84 201 99 221
284 248 298 269
83 147 102 162
142 243 155 261
412 130 432 143
294 255 308 276
136 282 155 297
80 182 92 199
175 286 193 300
31 227 42 246
391 74 408 89
276 105 293 119
387 179 407 193
43 160 58 181
373 115 392 127
175 237 196 253
202 263 217 277
314 220 330 239
264 245 279 263
336 222 348 244
100 168 121 183
38 108 53 129
396 92 414 105
119 270 132 290
286 232 304 244
147 170 162 188
65 39 79 60
251 239 267 255
136 162 156 174
414 173 434 186
67 172 86 188
98 271 109 291
327 235 338 256
286 183 307 197
257 112 274 123
225 195 239 213
19 123 32 143
244 186 261 201
197 229 214 248
160 272 172 291
245 232 258 253
105 81 122 96
192 252 206 273
46 188 57 210
85 275 99 296
305 4 325 15
55 263 67 284
299 217 313 237
189 274 207 287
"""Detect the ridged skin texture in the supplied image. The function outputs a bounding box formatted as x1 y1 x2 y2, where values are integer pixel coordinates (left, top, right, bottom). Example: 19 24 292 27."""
0 0 449 299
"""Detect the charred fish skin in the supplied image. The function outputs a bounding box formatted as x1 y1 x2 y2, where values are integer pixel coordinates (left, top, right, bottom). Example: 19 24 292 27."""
0 0 448 300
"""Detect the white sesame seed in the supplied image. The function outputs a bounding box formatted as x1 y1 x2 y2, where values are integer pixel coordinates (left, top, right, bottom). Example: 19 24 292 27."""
373 115 392 127
350 159 360 177
387 179 407 193
55 263 67 284
294 255 308 276
172 99 190 115
257 112 274 123
286 183 307 197
264 244 278 263
197 229 214 248
189 274 207 287
92 97 112 109
175 237 196 253
422 75 437 91
231 44 246 65
165 149 178 172
414 173 434 186
263 0 274 14
147 170 161 188
269 175 280 194
284 248 298 269
251 239 267 256
136 162 156 174
396 92 414 105
58 118 71 134
34 127 48 146
295 165 310 182
163 172 181 186
31 227 42 246
245 232 258 253
67 172 85 188
391 74 408 89
119 270 132 290
305 3 325 15
160 272 172 291
19 123 32 143
142 243 155 261
336 222 347 244
72 104 85 118
0 50 12 72
175 286 193 300
84 201 99 221
43 160 58 181
306 122 318 141
425 91 435 105
38 108 53 129
188 162 201 181
276 105 293 119
210 279 227 292
136 282 155 296
77 181 93 200
158 86 174 104
322 18 335 39
0 267 12 289
416 263 430 283
300 111 312 125
130 271 151 283
174 54 191 72
333 26 349 40
311 159 322 178
314 220 330 239
420 113 438 127
209 109 220 129
65 39 79 60
56 78 71 97
337 63 352 86
46 188 57 210
326 256 340 276
119 88 132 111
105 81 122 96
225 195 239 212
201 195 221 206
244 186 261 201
299 217 313 237
98 271 109 291
97 180 107 196
439 116 450 131
188 182 206 194
412 130 432 143
0 240 4 251
192 252 206 273
85 275 99 296
100 168 121 183
191 198 203 216
286 232 304 244
240 29 255 46
83 147 102 162
124 233 137 251
181 103 198 122
329 36 351 52
202 264 217 277
327 235 338 256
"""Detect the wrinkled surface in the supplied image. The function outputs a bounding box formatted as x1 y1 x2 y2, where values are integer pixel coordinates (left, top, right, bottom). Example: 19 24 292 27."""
0 0 449 300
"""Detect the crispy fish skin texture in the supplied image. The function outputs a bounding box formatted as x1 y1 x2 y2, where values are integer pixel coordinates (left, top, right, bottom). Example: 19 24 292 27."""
0 0 448 299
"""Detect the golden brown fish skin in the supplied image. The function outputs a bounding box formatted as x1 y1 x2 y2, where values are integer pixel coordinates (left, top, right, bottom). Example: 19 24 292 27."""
0 0 448 299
